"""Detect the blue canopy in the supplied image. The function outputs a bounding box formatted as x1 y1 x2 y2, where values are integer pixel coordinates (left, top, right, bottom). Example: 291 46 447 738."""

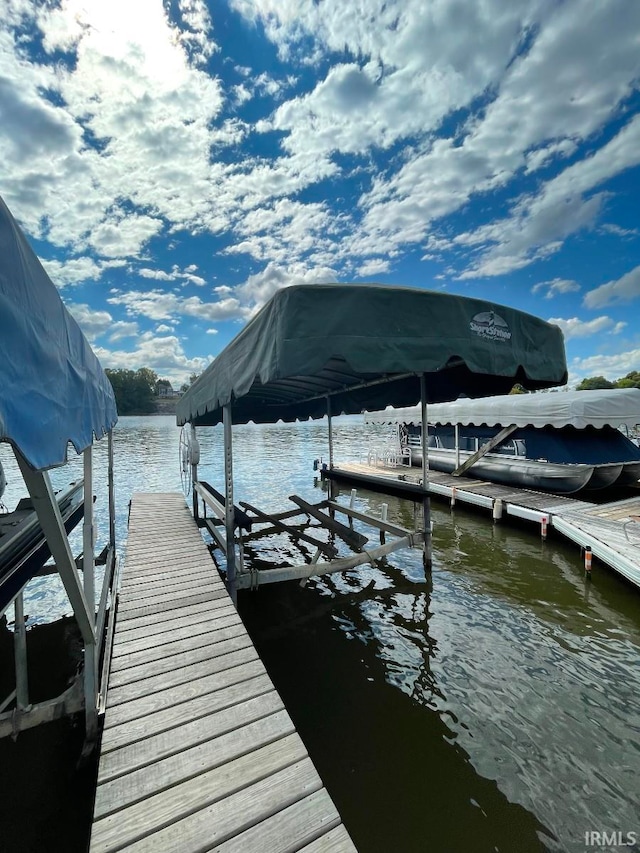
0 195 117 470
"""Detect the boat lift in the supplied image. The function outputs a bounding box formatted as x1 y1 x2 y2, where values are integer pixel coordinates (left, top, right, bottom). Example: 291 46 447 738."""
177 283 569 602
0 194 119 745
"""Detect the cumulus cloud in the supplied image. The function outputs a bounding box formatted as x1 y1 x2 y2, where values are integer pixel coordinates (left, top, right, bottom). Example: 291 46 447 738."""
236 262 338 312
108 289 249 322
571 348 640 383
583 264 640 309
546 315 622 340
532 278 580 299
94 332 211 386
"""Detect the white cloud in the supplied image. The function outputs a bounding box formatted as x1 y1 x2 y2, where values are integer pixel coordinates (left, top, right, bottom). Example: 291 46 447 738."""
456 111 640 278
66 302 113 341
94 332 211 387
42 256 105 288
108 321 139 342
571 348 640 384
108 289 248 322
532 278 580 299
357 258 391 277
236 262 338 311
205 328 218 335
546 315 621 340
583 264 640 309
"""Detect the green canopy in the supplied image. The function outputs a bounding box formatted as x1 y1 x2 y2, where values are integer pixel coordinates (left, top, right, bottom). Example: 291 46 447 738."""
177 284 567 426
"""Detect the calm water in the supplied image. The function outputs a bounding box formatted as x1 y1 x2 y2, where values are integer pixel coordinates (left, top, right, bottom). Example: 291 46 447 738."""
1 415 639 852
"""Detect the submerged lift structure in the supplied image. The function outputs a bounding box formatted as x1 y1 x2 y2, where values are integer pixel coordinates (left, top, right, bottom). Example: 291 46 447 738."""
177 284 568 601
0 195 119 744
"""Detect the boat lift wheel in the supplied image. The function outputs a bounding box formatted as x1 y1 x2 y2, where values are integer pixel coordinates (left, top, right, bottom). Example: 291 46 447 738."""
178 425 194 497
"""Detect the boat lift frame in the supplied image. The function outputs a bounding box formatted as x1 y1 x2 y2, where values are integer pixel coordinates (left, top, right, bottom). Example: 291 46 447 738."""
186 374 435 603
0 431 119 745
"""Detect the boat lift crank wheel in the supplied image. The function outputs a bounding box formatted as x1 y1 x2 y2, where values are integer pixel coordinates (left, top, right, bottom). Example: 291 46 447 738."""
178 425 195 497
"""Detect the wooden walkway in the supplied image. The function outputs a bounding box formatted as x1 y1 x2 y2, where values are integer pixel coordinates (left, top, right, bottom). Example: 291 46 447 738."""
90 492 356 853
329 462 640 589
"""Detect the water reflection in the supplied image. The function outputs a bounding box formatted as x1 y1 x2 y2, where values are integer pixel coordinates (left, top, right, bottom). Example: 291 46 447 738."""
2 416 639 852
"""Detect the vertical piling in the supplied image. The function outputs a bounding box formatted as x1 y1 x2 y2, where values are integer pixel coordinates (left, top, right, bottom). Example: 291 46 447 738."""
223 405 237 605
420 375 432 572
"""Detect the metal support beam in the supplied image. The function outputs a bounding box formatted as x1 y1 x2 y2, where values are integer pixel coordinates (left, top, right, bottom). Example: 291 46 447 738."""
14 593 29 711
83 446 95 634
451 424 518 476
327 396 334 469
223 404 237 605
107 430 116 551
16 455 97 741
420 375 433 572
235 531 425 589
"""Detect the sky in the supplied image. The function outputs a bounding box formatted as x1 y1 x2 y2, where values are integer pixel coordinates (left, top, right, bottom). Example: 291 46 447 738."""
1 0 639 391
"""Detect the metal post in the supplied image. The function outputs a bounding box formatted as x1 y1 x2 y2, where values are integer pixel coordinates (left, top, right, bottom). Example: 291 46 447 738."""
455 423 460 469
420 375 433 572
190 423 199 520
327 395 336 502
14 592 29 710
107 429 116 551
223 404 237 605
83 447 95 636
16 455 97 740
327 396 334 469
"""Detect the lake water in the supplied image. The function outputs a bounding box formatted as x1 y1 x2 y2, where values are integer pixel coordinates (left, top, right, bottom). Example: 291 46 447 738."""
1 415 639 852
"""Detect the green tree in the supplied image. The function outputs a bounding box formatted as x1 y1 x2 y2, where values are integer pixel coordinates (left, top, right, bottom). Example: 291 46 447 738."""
615 371 640 389
106 368 158 414
180 372 200 393
576 376 615 391
509 384 529 394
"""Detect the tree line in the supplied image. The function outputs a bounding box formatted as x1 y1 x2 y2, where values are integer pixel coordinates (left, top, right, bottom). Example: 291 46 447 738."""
105 368 200 415
575 371 640 391
105 367 638 415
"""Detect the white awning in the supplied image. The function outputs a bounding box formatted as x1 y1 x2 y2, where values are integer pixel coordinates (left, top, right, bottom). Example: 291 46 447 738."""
365 388 640 430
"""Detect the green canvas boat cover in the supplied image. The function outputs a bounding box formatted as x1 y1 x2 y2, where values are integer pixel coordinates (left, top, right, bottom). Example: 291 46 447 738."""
177 283 567 426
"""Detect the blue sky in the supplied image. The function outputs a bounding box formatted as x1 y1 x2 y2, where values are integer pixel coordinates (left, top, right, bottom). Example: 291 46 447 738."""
1 0 639 390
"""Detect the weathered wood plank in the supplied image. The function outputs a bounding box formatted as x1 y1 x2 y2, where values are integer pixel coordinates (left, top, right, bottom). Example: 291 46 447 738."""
98 758 323 853
109 621 247 673
107 647 259 707
104 659 266 727
212 789 344 853
108 634 254 689
298 825 359 852
94 710 296 819
92 734 307 852
116 590 224 623
92 492 354 853
111 612 241 659
98 691 285 783
120 567 217 595
101 673 274 752
114 597 235 643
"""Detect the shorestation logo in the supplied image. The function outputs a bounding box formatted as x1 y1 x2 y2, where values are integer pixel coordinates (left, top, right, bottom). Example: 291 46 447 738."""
470 311 512 343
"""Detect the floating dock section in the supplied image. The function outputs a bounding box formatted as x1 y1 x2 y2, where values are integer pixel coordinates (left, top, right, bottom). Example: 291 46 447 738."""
327 463 640 589
90 492 355 853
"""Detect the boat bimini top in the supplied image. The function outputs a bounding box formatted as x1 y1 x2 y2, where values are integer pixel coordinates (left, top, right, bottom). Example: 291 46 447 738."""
178 283 568 426
365 388 640 431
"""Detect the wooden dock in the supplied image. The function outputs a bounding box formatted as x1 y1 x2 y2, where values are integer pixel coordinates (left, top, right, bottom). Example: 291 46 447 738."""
328 462 640 589
90 492 356 853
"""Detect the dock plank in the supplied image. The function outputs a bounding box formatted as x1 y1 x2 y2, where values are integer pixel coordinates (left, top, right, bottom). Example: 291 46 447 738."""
91 492 355 852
